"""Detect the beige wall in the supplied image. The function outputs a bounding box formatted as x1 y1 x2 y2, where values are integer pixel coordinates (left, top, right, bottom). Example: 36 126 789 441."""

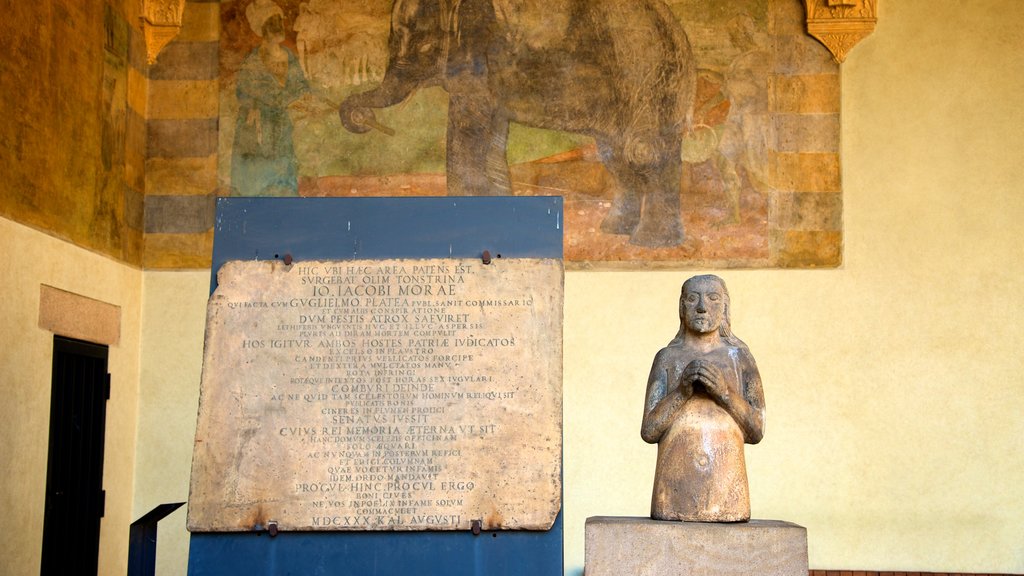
134 270 210 574
0 217 142 576
561 2 1023 573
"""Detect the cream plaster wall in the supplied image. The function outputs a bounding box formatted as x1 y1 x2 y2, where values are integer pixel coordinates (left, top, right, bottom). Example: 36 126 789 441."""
129 1 1024 574
0 217 142 576
565 2 1024 573
134 270 209 575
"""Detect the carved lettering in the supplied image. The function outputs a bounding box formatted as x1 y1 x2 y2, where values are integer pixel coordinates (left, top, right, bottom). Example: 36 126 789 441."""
188 259 563 532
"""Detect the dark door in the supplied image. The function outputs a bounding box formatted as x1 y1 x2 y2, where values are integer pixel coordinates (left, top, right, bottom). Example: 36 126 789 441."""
41 336 109 576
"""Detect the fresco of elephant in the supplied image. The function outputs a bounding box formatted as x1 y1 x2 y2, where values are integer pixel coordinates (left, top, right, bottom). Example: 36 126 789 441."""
339 0 695 247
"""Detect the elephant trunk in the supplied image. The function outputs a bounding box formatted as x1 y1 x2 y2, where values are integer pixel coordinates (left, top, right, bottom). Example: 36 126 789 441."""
338 69 420 135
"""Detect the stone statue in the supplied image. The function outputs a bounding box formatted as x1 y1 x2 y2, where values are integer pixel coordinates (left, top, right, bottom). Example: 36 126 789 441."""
641 275 765 522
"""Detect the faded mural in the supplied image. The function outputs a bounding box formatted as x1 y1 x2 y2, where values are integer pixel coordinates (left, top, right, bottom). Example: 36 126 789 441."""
218 0 840 266
0 0 143 264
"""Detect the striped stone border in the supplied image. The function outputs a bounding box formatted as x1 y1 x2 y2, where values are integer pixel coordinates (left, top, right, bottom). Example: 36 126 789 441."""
142 0 219 268
767 0 843 267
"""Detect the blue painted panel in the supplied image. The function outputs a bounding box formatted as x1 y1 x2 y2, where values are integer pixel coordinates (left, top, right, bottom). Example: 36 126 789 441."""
188 512 563 576
191 196 564 575
210 196 563 292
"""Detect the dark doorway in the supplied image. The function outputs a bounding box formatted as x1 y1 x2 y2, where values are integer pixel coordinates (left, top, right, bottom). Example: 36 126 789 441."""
41 336 110 576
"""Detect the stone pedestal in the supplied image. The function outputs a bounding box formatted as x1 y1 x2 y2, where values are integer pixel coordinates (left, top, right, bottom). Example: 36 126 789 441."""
585 516 808 576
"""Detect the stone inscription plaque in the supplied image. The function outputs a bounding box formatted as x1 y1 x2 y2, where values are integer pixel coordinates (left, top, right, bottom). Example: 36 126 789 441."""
188 258 563 532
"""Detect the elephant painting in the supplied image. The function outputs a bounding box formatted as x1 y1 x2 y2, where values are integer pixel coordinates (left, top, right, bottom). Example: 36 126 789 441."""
339 0 696 247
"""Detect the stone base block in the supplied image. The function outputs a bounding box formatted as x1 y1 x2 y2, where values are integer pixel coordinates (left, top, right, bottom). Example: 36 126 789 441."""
585 516 808 576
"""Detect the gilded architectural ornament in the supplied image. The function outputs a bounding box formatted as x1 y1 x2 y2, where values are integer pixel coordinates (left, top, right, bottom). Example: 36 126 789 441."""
140 0 187 64
804 0 877 63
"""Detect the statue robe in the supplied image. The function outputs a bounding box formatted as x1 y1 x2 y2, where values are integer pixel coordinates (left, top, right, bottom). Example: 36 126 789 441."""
643 343 759 522
651 392 749 521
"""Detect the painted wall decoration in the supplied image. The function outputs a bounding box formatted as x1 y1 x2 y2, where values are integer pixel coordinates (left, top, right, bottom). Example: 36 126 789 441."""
218 0 842 267
0 0 144 265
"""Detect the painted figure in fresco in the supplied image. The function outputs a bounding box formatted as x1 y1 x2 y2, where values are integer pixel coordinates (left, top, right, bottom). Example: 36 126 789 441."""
338 0 696 247
231 2 311 196
294 0 388 91
716 14 771 222
641 275 764 522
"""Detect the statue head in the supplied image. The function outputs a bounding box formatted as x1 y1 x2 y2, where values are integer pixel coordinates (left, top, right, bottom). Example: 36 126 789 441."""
676 275 736 342
680 275 728 335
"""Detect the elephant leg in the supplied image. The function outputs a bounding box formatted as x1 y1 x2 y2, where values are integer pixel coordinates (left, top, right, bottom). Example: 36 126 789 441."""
600 134 685 247
484 116 511 194
590 1 691 247
446 84 510 196
631 147 684 247
626 129 685 247
598 141 642 236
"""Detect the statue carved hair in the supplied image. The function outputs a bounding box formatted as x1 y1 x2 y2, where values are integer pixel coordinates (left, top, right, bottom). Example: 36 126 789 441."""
671 274 748 350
